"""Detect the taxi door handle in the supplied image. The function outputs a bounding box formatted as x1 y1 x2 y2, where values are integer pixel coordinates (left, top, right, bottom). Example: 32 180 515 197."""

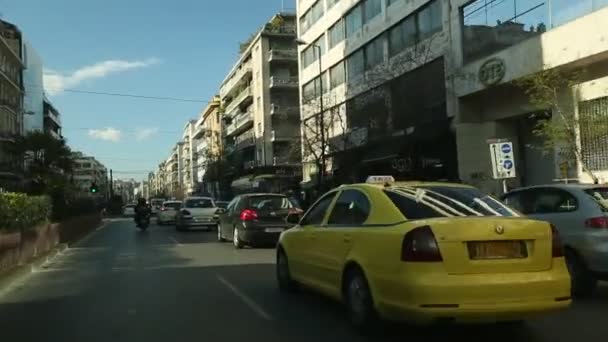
343 234 352 243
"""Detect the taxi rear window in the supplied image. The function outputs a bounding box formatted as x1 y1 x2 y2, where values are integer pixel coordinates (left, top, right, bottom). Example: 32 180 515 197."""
384 186 519 219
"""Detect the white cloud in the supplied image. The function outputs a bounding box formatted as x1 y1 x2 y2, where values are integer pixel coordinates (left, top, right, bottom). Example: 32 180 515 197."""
88 127 122 142
134 127 159 141
44 58 161 95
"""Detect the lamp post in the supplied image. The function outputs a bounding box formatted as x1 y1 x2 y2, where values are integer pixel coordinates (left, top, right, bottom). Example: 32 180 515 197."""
296 38 326 189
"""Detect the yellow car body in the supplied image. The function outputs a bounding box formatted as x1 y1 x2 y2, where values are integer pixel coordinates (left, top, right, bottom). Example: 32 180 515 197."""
277 182 571 325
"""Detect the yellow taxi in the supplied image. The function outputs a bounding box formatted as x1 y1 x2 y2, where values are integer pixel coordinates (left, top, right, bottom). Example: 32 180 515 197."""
277 177 571 329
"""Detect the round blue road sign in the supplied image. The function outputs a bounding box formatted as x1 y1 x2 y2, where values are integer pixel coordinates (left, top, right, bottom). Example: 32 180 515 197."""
501 143 512 154
503 160 514 170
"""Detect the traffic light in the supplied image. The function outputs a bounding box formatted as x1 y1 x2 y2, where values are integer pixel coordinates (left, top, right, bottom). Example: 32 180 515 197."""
90 182 98 193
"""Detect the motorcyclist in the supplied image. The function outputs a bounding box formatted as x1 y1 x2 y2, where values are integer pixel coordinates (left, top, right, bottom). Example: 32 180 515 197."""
134 198 151 224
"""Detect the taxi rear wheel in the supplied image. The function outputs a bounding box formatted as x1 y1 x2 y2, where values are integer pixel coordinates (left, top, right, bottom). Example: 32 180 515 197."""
276 249 297 293
344 268 378 332
565 249 597 298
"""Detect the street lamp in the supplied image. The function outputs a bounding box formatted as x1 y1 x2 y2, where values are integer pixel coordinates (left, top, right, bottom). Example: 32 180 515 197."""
296 38 326 189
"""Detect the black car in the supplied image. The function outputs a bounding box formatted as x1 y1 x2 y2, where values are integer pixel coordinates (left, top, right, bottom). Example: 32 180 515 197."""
217 193 301 249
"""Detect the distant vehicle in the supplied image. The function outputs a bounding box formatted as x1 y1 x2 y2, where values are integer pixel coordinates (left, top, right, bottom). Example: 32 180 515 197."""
502 184 608 297
277 177 570 330
175 197 219 231
156 201 182 225
123 204 136 217
218 193 302 248
135 212 151 231
216 201 230 209
150 198 165 215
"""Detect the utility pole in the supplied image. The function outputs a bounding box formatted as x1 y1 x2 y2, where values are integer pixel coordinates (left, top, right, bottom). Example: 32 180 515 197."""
110 169 113 198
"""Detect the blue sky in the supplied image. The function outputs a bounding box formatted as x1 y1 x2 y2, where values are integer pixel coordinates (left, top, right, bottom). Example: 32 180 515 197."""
2 0 295 181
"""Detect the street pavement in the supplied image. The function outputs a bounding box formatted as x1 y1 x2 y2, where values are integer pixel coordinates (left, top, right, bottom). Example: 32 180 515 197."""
0 218 606 342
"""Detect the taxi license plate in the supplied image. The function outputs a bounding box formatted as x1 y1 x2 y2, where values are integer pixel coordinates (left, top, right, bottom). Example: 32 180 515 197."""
467 241 527 260
265 228 284 233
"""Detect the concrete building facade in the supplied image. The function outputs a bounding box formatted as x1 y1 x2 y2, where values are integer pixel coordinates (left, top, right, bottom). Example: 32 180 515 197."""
22 40 44 133
71 151 108 198
43 96 62 139
219 13 302 195
181 120 197 196
192 96 223 197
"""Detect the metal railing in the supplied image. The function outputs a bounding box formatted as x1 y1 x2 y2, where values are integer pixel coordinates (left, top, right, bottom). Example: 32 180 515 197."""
269 76 299 88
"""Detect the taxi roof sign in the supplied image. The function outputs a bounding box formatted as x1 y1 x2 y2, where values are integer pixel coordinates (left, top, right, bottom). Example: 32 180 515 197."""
366 175 395 184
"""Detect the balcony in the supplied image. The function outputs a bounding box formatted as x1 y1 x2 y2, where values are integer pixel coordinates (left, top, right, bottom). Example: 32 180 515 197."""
270 104 300 118
268 49 297 62
264 23 297 36
0 130 15 142
221 65 253 98
273 155 299 166
44 110 61 127
269 76 298 89
226 110 254 137
193 125 207 139
234 130 255 151
224 87 253 115
271 129 298 142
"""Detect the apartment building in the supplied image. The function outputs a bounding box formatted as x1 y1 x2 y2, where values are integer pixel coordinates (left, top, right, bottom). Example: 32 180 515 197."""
165 142 184 198
297 0 449 187
219 13 302 194
181 120 197 196
71 151 108 197
43 97 62 139
0 19 25 190
192 96 223 197
23 41 44 133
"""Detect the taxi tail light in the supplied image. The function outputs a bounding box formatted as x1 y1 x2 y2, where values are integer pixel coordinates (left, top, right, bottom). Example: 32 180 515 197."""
160 207 166 212
551 224 564 258
240 209 259 221
401 226 443 262
584 216 608 229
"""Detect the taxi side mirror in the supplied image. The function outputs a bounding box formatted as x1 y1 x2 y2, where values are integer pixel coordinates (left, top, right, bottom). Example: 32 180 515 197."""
286 213 300 225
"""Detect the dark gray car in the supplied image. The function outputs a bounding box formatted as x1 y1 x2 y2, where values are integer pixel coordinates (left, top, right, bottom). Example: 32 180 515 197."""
217 194 300 249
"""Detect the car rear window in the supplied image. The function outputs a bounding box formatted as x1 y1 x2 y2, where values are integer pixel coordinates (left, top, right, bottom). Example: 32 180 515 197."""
585 187 608 212
125 205 135 209
247 196 292 211
184 199 214 208
385 185 519 220
163 202 182 210
151 200 164 206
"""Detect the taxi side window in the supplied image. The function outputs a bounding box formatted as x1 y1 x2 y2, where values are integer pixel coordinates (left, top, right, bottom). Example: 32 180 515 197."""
328 190 370 225
300 192 336 226
226 197 240 213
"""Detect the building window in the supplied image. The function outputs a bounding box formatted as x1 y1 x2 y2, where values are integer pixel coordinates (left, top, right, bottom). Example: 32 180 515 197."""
327 0 340 10
363 0 382 24
330 61 345 89
347 49 365 81
301 46 315 69
418 0 442 40
364 35 385 70
258 122 263 135
389 16 417 56
345 4 363 38
299 9 311 33
387 0 401 7
311 0 324 23
328 19 345 49
302 79 317 102
313 34 326 56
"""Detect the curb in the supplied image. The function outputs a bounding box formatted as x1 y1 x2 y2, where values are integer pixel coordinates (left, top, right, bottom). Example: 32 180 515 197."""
0 243 68 293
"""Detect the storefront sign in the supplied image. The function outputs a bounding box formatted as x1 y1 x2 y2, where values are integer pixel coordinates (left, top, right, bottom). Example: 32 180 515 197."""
479 58 506 87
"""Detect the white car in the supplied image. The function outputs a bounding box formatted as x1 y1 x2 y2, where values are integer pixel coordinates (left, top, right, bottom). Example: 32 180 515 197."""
123 204 136 217
156 201 182 225
502 184 608 297
175 197 219 231
150 198 165 215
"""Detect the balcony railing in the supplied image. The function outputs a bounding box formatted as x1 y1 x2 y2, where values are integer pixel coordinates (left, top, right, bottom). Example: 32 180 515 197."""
269 76 298 88
268 49 297 62
226 110 254 137
270 104 300 117
224 86 253 114
273 155 299 166
234 130 255 151
271 129 298 142
221 65 252 98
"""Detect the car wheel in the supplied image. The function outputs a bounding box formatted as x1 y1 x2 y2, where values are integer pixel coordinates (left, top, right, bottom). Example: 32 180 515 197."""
565 249 597 298
217 225 226 242
344 268 378 333
233 226 244 249
277 248 297 293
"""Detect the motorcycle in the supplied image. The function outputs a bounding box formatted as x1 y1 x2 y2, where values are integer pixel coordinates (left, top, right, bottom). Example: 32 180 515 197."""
135 213 151 231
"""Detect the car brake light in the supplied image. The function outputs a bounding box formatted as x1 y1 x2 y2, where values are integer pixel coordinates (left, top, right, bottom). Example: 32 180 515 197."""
551 224 564 258
160 207 166 211
401 226 443 262
240 209 258 221
181 209 191 216
584 216 608 229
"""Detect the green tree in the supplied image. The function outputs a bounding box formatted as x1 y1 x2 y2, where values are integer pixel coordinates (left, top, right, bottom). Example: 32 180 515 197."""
4 131 75 194
517 69 608 183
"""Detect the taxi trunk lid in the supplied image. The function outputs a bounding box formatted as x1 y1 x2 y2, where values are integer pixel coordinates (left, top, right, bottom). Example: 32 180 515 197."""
429 217 553 274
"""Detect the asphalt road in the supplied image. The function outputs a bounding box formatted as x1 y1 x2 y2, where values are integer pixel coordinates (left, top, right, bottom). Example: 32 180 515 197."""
0 218 606 342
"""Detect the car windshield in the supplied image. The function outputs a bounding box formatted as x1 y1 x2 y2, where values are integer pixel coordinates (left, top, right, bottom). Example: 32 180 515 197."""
386 185 519 219
585 187 608 211
184 199 214 208
248 196 292 211
163 202 182 210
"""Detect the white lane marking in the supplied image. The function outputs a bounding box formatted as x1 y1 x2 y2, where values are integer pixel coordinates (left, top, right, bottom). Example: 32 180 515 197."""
170 236 182 246
217 275 273 321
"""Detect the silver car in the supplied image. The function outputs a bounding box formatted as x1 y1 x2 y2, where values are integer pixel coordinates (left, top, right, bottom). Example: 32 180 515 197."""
502 184 608 297
175 197 220 231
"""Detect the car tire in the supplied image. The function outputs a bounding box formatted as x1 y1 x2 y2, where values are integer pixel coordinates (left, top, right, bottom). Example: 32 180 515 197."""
565 249 597 298
233 226 244 249
344 268 378 333
217 225 226 242
277 248 297 293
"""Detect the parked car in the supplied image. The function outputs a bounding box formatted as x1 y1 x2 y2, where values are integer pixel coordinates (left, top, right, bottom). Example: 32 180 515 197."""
150 198 165 216
216 201 230 209
156 201 182 225
123 204 136 217
175 197 219 231
218 193 302 248
502 184 608 297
